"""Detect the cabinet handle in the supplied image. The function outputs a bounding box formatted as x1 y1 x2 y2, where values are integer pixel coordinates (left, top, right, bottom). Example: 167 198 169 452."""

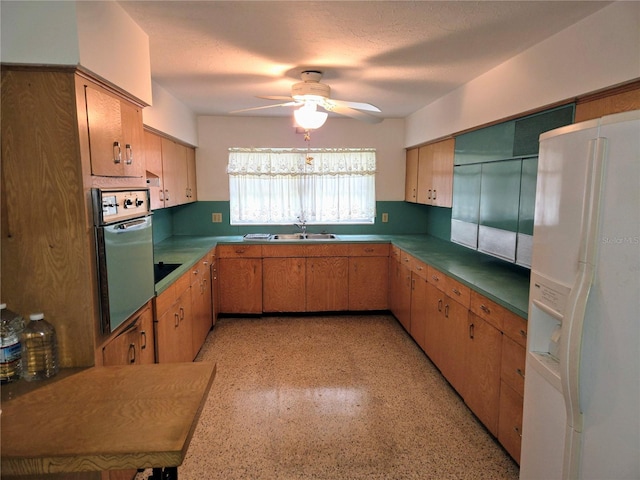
411 278 415 291
514 426 522 438
438 298 443 312
444 304 449 318
433 189 437 200
452 288 461 296
480 304 491 314
235 249 246 254
516 368 525 379
179 306 185 320
140 331 147 350
520 329 527 338
432 275 439 282
125 144 133 165
113 141 122 164
165 189 170 201
428 188 432 200
469 323 475 339
174 312 180 327
159 190 165 202
128 343 136 364
364 248 374 253
416 265 423 271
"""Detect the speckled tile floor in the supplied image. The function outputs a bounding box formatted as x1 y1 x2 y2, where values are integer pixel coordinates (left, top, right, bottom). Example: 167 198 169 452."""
174 315 519 479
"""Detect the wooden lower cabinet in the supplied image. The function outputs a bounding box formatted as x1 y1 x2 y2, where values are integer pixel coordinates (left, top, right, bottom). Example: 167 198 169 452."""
263 257 306 312
409 272 428 351
498 380 524 463
218 245 263 314
191 253 213 358
463 312 503 436
155 272 193 363
439 295 468 394
102 303 155 366
347 244 389 311
306 256 349 311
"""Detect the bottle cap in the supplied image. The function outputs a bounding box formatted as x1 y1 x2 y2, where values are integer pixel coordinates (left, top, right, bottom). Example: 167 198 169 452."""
29 313 44 321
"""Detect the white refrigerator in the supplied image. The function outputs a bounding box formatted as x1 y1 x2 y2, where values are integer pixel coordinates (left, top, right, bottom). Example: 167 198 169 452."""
520 110 640 480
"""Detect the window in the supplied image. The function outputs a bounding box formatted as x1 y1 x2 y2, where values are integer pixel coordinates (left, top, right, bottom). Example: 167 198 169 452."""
228 148 376 225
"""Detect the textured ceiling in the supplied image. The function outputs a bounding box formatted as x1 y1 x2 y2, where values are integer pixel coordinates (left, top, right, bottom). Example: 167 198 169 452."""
118 1 610 120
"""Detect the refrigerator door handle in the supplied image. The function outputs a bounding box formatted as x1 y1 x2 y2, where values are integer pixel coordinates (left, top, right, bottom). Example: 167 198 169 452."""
560 137 606 480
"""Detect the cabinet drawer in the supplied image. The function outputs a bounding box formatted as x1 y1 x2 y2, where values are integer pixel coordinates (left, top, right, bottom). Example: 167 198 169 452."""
411 258 428 280
262 244 306 257
217 244 263 258
470 290 504 331
503 311 528 347
427 265 446 291
444 276 470 308
400 250 413 267
390 245 402 261
304 243 349 257
501 335 526 396
347 243 389 256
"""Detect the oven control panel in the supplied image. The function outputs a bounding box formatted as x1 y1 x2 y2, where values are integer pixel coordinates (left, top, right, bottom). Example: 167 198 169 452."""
92 188 150 225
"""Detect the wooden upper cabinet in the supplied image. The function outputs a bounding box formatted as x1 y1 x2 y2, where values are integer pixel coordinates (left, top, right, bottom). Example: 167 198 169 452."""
159 137 195 208
417 139 454 207
144 130 165 210
84 84 144 178
405 147 419 202
575 81 640 122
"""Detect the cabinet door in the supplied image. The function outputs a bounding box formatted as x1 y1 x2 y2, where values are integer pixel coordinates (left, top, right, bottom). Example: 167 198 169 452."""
218 258 262 314
498 380 524 464
348 256 389 310
120 100 144 178
263 257 306 312
175 143 190 205
102 304 154 366
451 164 481 249
417 145 433 205
144 130 165 210
405 148 419 202
186 146 197 202
191 257 213 358
440 296 468 394
306 257 349 311
156 287 193 363
409 272 428 351
160 138 189 207
431 138 454 208
424 282 443 366
464 312 502 436
85 85 123 177
394 260 412 332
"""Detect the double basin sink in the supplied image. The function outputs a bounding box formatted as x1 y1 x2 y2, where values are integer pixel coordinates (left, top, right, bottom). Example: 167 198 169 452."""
271 233 337 241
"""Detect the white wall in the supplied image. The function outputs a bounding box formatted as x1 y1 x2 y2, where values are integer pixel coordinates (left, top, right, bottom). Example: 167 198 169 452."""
1 1 152 105
143 82 198 146
196 116 405 201
406 1 640 147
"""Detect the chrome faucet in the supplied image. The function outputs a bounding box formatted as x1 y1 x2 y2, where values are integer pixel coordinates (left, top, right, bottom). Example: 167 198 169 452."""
294 218 307 235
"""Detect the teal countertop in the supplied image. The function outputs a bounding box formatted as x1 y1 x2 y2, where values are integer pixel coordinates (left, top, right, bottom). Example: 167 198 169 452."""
153 234 530 319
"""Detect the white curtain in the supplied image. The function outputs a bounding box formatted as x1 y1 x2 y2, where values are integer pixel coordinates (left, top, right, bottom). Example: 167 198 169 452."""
228 148 376 225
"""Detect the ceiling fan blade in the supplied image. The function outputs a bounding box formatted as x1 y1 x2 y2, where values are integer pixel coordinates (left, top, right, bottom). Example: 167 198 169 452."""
323 104 383 124
230 101 299 113
330 99 381 113
257 95 294 101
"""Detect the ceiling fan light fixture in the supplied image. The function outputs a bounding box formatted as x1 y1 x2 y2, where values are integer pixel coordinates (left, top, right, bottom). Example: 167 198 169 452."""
294 102 328 130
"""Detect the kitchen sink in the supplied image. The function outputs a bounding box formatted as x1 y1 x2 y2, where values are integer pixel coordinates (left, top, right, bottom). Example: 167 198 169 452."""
154 262 182 283
271 233 337 241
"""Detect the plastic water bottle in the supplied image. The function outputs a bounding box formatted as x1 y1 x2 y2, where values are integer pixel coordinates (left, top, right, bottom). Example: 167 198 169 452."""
0 304 24 383
21 313 59 381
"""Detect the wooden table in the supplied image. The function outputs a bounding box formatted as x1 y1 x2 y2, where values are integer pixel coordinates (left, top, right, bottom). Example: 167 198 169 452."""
1 362 216 478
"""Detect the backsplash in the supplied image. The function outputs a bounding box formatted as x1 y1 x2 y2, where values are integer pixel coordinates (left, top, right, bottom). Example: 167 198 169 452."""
152 201 452 243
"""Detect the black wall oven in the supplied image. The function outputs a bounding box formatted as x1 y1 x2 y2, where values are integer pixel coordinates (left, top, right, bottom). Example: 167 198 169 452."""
92 188 155 334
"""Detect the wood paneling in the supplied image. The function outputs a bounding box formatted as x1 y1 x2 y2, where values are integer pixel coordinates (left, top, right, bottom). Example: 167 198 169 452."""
575 81 640 122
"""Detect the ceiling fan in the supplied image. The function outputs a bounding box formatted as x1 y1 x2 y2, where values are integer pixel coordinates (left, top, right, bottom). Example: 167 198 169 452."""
231 70 383 125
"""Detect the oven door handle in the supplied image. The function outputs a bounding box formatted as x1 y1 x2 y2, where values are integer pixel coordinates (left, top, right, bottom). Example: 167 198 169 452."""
113 218 149 231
